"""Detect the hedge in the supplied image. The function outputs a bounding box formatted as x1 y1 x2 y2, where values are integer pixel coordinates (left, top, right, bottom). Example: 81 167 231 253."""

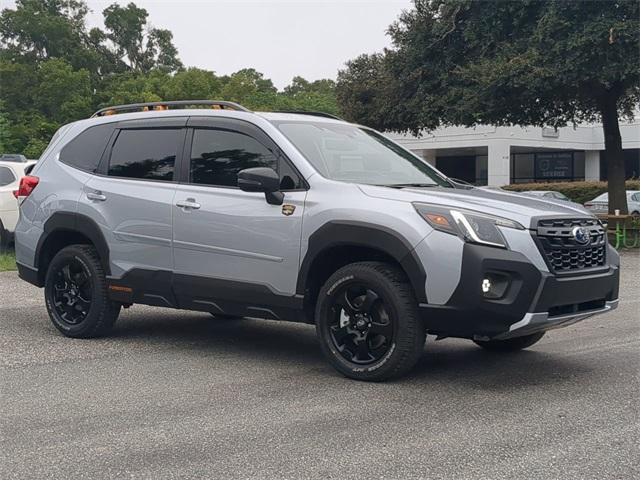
502 180 640 205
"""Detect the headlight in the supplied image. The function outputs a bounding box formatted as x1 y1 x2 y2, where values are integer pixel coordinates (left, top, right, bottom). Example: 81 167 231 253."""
413 203 524 248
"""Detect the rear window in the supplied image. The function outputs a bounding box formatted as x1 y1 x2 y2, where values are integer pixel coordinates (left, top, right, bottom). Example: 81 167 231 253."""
108 129 179 181
0 166 16 186
60 123 114 172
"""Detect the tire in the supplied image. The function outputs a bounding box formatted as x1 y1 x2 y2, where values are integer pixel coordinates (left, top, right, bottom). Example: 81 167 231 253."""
44 244 120 338
315 261 426 382
473 332 545 352
0 220 9 251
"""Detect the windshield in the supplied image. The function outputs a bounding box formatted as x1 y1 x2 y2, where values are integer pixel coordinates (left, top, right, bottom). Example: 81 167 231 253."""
274 121 451 187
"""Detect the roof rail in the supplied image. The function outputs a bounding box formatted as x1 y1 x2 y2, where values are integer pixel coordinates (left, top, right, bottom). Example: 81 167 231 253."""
276 110 344 121
91 100 251 118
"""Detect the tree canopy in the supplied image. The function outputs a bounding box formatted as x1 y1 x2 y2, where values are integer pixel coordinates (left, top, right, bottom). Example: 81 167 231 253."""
336 0 640 212
0 0 339 158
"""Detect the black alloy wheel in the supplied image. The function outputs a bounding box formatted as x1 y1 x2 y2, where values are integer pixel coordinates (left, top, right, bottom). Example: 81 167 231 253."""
329 284 394 365
50 258 93 326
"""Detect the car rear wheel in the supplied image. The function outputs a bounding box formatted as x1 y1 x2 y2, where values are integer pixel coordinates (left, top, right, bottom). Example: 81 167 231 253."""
473 332 545 352
315 262 426 382
44 244 120 338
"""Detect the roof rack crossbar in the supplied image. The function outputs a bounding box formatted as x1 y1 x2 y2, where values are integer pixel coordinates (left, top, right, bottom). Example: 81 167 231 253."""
276 110 344 121
91 100 251 118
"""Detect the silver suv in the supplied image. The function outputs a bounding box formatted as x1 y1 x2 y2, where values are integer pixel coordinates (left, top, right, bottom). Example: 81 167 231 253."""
15 101 620 381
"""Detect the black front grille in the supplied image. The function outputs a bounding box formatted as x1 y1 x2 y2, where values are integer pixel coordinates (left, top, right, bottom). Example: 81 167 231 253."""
535 218 607 273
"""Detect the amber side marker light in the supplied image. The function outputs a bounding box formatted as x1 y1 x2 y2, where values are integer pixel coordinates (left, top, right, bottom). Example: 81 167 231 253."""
425 214 451 228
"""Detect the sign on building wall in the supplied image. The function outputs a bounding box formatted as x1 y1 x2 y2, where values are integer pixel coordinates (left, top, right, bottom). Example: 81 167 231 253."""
535 152 574 179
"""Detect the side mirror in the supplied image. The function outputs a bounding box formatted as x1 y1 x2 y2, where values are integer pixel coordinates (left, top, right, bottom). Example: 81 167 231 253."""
237 167 284 205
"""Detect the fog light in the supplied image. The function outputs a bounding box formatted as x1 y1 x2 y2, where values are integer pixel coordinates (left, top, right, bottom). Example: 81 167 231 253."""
481 273 510 299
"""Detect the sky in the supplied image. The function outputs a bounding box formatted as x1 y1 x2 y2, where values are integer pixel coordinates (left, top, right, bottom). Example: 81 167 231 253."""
78 0 413 89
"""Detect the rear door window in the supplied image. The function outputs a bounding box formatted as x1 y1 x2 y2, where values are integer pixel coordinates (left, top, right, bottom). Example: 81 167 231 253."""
108 129 180 181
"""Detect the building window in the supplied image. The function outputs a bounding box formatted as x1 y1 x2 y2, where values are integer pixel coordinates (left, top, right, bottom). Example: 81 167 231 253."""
511 151 585 183
600 149 640 181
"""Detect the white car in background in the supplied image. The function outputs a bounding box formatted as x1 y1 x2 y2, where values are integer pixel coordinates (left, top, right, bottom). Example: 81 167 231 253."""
521 190 571 201
0 160 37 247
584 191 640 216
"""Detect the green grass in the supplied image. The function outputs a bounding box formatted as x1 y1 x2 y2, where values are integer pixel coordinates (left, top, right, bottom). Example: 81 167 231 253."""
0 250 17 271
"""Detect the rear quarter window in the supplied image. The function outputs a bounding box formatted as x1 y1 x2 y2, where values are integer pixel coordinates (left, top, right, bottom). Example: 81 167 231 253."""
59 123 115 172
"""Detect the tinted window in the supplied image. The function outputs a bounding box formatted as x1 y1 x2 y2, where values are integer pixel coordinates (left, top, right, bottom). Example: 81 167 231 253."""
109 129 179 181
0 166 16 186
190 129 278 187
60 123 114 172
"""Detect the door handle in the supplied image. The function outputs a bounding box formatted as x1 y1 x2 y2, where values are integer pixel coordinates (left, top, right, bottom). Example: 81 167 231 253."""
86 192 106 201
176 199 201 210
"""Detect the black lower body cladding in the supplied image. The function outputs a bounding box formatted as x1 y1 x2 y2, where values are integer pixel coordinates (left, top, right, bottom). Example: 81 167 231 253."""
419 243 619 339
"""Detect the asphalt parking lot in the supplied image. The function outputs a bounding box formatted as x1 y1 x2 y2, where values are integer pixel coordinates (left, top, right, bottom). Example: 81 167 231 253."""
1 252 638 480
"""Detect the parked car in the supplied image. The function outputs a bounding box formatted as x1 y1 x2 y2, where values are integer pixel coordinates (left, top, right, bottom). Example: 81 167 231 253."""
0 160 37 247
521 190 570 201
584 191 640 216
0 154 28 163
14 100 620 381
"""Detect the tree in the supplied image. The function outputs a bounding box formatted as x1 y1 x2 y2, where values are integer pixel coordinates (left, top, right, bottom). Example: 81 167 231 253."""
0 1 341 158
0 0 100 71
102 2 182 73
337 0 640 213
164 67 222 100
0 0 184 155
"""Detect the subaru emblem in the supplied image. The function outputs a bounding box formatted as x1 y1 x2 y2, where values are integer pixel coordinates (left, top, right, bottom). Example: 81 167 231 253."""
572 226 590 245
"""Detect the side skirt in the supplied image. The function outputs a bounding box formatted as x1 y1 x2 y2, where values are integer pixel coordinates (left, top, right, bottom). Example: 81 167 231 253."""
106 269 308 323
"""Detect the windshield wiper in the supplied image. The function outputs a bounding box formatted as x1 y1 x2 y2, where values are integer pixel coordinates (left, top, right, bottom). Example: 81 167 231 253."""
382 183 440 189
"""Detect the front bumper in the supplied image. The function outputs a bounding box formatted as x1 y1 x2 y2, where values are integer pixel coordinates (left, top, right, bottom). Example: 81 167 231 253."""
494 299 619 340
418 243 620 339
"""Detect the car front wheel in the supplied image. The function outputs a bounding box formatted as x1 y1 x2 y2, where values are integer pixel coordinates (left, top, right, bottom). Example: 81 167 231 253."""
315 262 426 382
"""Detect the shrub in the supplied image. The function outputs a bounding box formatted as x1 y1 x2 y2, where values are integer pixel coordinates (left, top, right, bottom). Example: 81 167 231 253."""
502 180 640 205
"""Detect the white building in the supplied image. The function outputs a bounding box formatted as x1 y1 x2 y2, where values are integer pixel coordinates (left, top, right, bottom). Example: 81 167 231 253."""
390 118 640 186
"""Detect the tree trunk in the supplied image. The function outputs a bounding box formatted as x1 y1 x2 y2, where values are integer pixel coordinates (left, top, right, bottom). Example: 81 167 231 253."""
600 96 628 215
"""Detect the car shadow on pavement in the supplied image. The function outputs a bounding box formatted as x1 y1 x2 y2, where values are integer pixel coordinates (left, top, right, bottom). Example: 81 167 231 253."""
111 311 325 364
107 309 594 390
407 342 595 390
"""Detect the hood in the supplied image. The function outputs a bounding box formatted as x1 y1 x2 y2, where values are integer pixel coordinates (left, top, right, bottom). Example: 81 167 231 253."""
358 185 594 229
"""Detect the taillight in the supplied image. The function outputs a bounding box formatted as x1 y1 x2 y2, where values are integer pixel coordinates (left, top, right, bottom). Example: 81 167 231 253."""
17 175 39 198
584 203 592 208
12 190 19 199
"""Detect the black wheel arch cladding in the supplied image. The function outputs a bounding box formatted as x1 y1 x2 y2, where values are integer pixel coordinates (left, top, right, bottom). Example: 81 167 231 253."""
296 221 428 303
35 212 111 282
